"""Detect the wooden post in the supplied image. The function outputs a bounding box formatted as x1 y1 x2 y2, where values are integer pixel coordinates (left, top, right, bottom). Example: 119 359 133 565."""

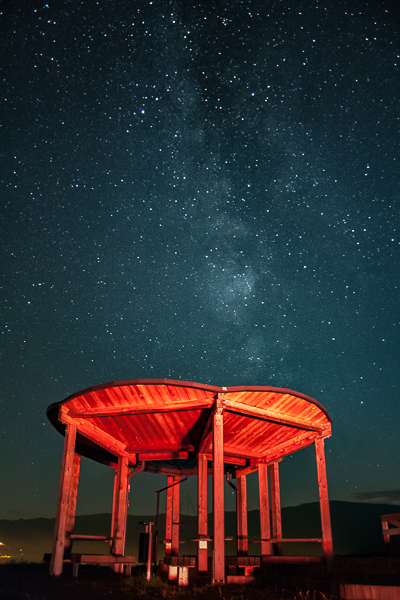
64 453 81 558
258 463 272 560
111 456 130 557
50 423 77 575
315 437 334 572
237 475 248 556
270 462 282 556
172 476 181 556
212 394 225 583
197 453 208 572
165 476 173 555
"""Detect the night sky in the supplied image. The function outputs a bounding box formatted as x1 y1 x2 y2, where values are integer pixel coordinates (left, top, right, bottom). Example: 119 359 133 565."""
1 0 399 523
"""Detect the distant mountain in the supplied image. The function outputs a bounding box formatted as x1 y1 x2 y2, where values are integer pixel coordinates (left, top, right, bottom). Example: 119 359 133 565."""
0 502 398 563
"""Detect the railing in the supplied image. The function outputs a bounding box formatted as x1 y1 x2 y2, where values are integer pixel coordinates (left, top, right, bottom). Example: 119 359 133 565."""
381 513 400 545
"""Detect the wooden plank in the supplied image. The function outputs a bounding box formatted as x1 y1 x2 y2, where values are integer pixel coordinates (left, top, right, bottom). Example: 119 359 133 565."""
165 476 173 556
72 554 136 563
197 407 214 454
172 476 180 556
381 513 400 522
50 424 77 576
270 462 282 556
130 445 195 454
197 453 208 572
237 476 248 556
68 399 214 418
262 556 323 564
315 437 334 572
340 583 400 600
60 408 136 462
382 528 400 536
111 457 129 556
224 398 325 432
256 430 328 464
138 452 191 461
258 462 272 558
212 394 225 583
236 457 282 479
65 453 81 556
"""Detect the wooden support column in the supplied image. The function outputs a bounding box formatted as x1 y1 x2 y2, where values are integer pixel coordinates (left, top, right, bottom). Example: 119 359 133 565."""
172 476 181 556
165 476 173 556
111 456 130 557
237 475 248 556
197 453 208 572
258 463 272 560
212 394 225 583
270 462 282 556
315 437 334 572
50 423 77 576
64 453 81 558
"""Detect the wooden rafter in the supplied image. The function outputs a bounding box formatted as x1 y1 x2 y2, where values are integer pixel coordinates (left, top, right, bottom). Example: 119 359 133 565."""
224 398 326 432
67 399 214 418
60 407 136 463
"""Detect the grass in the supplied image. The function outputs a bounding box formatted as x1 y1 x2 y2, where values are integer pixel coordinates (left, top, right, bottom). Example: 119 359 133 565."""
0 563 335 600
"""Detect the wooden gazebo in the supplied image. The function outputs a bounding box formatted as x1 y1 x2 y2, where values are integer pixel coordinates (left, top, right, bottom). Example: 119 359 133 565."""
47 379 333 583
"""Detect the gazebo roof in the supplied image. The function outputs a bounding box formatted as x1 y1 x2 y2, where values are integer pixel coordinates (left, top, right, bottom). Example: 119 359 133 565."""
47 379 331 475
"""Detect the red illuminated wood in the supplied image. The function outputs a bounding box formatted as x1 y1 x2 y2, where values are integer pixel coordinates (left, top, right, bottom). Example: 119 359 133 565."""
197 453 208 572
315 437 334 572
172 476 180 556
61 408 136 462
235 457 281 478
65 453 81 556
138 452 191 461
212 394 225 583
111 456 129 556
129 445 195 453
381 513 400 544
50 423 77 576
259 429 329 464
165 476 173 556
224 398 325 432
270 462 282 556
258 462 272 559
197 408 214 454
68 399 214 418
237 475 248 556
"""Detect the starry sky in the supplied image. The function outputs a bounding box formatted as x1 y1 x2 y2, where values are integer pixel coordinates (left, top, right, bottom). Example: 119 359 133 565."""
1 0 399 522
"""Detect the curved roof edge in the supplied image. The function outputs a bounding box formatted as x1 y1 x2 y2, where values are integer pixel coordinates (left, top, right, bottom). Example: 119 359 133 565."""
46 377 331 423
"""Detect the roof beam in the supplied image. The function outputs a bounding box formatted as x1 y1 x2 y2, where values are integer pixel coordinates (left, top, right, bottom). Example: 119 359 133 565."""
235 458 282 478
67 399 214 419
224 398 325 432
60 407 136 463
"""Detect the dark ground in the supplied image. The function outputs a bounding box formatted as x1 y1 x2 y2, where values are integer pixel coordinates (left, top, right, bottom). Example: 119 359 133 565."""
1 558 400 600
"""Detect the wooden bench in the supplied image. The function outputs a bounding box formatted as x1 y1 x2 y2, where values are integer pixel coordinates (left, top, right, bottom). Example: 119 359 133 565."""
71 553 135 577
225 556 261 567
163 556 196 586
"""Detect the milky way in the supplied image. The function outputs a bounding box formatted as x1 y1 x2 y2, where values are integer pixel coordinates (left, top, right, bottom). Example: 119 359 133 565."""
1 0 399 520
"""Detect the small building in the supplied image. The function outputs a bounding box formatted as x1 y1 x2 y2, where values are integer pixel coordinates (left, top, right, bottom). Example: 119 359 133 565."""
47 378 333 583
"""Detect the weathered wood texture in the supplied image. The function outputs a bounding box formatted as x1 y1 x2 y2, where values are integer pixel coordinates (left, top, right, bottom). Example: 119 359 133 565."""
50 423 77 576
270 461 282 556
212 395 225 583
315 436 334 571
49 380 331 472
197 453 208 572
381 513 400 544
172 476 181 556
258 462 272 558
111 456 129 556
237 475 248 556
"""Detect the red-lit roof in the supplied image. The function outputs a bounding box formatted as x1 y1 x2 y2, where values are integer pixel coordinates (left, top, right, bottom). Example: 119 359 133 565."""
47 379 331 474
